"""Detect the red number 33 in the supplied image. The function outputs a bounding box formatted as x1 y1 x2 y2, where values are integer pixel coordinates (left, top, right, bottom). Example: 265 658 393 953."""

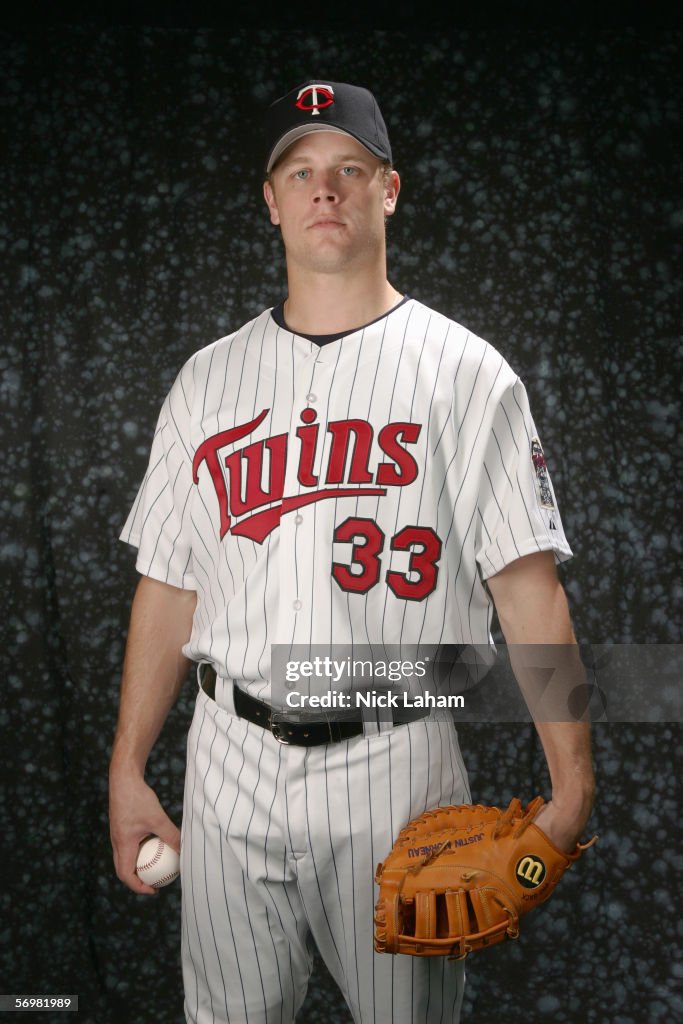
331 517 442 601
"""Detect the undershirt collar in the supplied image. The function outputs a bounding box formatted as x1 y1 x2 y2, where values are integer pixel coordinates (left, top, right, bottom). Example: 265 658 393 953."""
270 296 410 346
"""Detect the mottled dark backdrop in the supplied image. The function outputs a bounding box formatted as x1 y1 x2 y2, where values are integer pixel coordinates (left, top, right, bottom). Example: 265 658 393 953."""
1 16 681 1024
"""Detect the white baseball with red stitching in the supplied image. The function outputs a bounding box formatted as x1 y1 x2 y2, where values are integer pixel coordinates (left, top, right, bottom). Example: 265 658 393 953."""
136 836 180 888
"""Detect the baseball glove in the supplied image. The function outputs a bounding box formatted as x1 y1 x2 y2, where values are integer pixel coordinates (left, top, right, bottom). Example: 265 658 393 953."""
374 796 597 958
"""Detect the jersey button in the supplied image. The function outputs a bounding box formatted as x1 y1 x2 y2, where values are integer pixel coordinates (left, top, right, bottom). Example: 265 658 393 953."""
294 515 303 525
293 600 302 611
306 393 317 403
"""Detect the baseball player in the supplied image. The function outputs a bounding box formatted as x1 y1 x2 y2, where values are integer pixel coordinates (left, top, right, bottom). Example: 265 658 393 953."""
109 81 595 1023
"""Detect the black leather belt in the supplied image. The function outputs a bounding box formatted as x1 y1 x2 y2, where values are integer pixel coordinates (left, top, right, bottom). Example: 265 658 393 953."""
201 667 425 747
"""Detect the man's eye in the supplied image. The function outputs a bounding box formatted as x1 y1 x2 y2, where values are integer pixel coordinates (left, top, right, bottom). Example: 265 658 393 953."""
340 166 358 176
294 169 309 180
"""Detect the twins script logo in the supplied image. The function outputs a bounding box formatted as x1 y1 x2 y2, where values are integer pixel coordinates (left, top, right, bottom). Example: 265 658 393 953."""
192 407 421 544
296 83 335 116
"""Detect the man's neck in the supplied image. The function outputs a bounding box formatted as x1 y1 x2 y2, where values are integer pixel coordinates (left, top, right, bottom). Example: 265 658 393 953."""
283 268 403 337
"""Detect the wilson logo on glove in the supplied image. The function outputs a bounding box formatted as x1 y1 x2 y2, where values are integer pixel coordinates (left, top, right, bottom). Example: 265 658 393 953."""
374 796 597 959
515 854 546 888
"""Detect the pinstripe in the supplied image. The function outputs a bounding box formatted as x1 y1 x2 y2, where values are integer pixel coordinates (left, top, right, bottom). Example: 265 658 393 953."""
405 722 415 1024
403 319 454 647
475 509 496 577
179 368 192 416
465 569 481 645
361 312 394 647
369 317 410 644
438 339 485 464
226 726 270 1020
489 425 514 490
340 326 372 647
345 742 362 1017
254 330 282 690
431 332 471 458
239 867 268 1020
136 477 168 543
364 741 378 1021
220 719 260 1020
322 743 351 974
169 391 195 464
165 472 194 584
201 723 228 1023
188 508 223 617
182 700 205 1020
433 347 496 514
449 502 485 644
313 340 344 647
388 733 400 1024
290 349 319 647
376 305 413 644
201 343 218 437
438 357 505 549
217 837 248 1019
482 462 505 521
382 313 431 648
388 728 398 1024
241 319 273 679
188 705 215 1018
262 747 295 1024
302 755 346 975
499 392 520 453
208 713 246 1021
243 728 265 878
227 332 255 665
146 455 184 569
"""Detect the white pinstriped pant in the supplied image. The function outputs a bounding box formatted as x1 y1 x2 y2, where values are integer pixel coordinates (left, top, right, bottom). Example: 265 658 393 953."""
180 680 469 1024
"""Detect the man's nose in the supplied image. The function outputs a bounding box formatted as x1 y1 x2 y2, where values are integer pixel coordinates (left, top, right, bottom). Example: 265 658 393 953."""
312 173 339 202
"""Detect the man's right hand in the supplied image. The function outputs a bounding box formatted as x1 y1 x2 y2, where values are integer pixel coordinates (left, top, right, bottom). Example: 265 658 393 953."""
108 576 195 894
109 765 182 895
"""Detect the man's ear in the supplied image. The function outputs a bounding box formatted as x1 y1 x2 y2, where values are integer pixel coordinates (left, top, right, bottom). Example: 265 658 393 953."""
384 169 400 219
263 180 280 226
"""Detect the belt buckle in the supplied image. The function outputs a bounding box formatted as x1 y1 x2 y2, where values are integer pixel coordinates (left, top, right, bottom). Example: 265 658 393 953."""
270 720 290 745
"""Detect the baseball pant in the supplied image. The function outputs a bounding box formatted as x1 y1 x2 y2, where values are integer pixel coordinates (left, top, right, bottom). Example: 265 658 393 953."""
181 678 470 1024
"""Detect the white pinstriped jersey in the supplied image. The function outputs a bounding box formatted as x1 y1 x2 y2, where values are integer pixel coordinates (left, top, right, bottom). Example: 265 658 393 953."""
121 298 572 701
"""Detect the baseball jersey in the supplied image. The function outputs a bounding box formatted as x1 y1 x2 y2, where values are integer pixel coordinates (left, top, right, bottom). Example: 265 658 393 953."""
121 298 572 701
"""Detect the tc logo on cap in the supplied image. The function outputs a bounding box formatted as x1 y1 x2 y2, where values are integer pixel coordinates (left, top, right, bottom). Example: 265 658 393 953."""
296 84 335 117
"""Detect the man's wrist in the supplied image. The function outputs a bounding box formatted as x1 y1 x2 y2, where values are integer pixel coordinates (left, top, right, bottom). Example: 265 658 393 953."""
109 739 148 780
548 783 596 834
552 774 596 803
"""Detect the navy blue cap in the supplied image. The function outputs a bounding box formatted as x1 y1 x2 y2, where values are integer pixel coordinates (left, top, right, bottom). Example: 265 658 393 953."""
265 81 392 173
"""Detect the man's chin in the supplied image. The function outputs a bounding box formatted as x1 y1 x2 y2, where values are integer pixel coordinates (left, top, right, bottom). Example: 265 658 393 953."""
295 242 379 276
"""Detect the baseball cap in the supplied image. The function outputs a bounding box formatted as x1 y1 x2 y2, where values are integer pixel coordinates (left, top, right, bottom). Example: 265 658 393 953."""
265 81 392 173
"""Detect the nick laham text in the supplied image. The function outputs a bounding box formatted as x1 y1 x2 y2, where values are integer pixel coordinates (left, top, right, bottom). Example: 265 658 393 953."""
284 690 465 710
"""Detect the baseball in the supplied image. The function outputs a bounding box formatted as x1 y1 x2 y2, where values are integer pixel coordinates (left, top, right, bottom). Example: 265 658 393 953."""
136 836 180 888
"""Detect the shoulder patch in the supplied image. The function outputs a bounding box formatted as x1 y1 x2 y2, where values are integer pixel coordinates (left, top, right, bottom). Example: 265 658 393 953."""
531 437 556 511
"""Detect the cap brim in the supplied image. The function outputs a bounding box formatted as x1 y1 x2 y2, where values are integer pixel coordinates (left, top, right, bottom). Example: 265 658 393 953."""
266 124 385 173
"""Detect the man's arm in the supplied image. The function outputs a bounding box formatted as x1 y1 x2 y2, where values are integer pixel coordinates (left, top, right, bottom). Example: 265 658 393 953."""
486 551 596 852
109 575 197 894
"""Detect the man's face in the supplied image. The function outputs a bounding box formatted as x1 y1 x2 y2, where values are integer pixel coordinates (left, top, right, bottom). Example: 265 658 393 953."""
263 132 400 276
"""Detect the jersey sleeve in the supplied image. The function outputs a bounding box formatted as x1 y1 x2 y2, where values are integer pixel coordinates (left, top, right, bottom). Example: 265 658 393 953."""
119 369 197 590
475 376 573 580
